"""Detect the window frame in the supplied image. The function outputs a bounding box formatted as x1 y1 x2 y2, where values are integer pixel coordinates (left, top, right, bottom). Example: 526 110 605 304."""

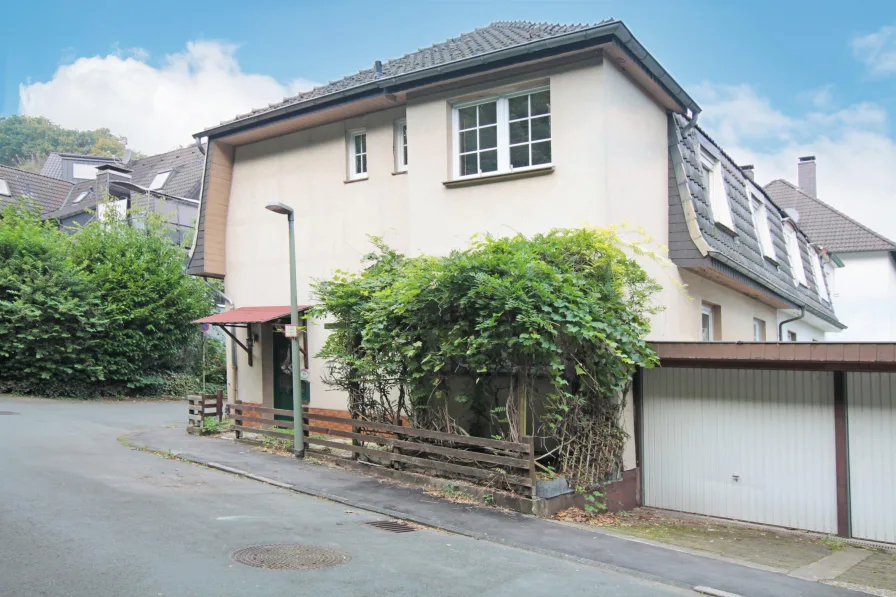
753 318 767 341
783 222 808 287
347 128 368 181
811 249 831 303
699 148 736 233
701 302 720 342
747 190 777 262
72 163 98 180
787 330 798 342
394 119 408 173
149 170 172 190
451 85 552 181
0 179 9 197
73 191 88 204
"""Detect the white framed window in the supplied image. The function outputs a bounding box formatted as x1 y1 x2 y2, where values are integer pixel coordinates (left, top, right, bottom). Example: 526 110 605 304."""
73 191 88 204
787 330 798 342
748 194 776 260
72 163 98 180
394 119 408 172
347 129 368 180
452 86 551 179
811 250 831 302
783 223 808 287
753 318 767 341
700 149 735 232
149 170 172 190
0 179 9 196
701 303 716 341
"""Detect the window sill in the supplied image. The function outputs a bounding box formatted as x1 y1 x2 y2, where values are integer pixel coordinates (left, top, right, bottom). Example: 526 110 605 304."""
344 176 368 184
714 221 738 236
443 165 554 189
392 170 408 176
763 254 780 266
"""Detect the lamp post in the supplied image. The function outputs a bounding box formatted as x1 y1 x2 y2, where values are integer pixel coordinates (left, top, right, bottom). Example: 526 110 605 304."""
265 201 304 458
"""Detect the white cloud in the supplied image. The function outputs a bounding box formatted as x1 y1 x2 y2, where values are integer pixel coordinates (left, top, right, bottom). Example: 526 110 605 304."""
851 25 896 76
694 83 896 242
19 41 319 154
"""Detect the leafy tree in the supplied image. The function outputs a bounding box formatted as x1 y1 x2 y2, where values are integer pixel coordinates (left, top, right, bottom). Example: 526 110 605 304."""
0 116 132 170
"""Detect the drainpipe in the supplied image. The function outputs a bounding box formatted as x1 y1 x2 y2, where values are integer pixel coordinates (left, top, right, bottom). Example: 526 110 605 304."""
203 279 238 403
778 306 806 341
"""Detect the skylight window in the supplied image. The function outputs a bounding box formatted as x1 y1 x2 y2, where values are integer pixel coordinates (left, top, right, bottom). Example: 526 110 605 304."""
149 170 172 190
0 179 9 196
73 191 88 204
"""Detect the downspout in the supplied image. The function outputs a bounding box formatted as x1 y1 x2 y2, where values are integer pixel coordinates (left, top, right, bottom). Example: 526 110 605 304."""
203 279 238 403
778 306 805 341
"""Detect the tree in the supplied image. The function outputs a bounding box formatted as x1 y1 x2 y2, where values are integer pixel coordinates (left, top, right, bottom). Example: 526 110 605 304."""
0 116 133 170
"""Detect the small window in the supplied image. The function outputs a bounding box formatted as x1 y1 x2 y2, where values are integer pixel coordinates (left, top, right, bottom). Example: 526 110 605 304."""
787 330 798 342
347 129 368 180
72 163 98 180
149 170 171 190
700 149 735 232
73 191 88 204
0 179 9 196
783 223 808 286
453 87 551 179
394 119 408 172
701 302 720 341
749 195 776 260
753 318 767 341
811 250 831 303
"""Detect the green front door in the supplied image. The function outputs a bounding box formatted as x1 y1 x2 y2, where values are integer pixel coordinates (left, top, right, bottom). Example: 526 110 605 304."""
273 330 310 422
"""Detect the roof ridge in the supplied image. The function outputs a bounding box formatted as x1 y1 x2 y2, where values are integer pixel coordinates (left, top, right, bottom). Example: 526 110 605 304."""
0 163 75 187
764 179 896 250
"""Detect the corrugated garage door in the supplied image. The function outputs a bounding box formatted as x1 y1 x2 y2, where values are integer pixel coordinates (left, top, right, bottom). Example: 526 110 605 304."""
848 373 896 543
643 368 837 533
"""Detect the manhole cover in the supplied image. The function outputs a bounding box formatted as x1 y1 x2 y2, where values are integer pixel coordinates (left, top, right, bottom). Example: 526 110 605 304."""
365 520 416 533
230 544 350 570
0 411 19 415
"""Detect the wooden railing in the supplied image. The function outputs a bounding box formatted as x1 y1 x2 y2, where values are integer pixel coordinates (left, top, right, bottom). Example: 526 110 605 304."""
187 390 224 431
226 400 537 497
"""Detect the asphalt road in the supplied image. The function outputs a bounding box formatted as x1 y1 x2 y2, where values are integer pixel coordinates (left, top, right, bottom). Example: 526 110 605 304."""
0 397 690 597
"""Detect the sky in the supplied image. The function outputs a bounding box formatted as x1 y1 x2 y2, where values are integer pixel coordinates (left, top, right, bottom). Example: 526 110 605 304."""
2 0 896 237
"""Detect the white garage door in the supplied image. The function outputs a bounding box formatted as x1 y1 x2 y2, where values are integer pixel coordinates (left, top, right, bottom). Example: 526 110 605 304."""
848 373 896 543
643 368 837 533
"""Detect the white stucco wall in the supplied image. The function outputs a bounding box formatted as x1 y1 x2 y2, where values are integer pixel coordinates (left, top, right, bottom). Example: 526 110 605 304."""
826 251 896 341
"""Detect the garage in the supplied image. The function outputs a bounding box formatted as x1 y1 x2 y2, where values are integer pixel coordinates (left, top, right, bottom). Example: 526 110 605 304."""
641 367 838 534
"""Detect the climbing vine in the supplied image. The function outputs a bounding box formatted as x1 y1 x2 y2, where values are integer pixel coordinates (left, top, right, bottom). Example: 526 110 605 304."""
312 227 663 488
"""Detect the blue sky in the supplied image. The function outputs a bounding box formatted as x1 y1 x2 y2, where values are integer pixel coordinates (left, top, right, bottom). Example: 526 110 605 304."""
2 0 896 235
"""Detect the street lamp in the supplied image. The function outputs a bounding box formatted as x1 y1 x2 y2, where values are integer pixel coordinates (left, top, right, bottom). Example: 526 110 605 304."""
265 201 304 458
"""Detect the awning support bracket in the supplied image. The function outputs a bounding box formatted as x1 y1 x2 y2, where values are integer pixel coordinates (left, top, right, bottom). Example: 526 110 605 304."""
216 324 253 366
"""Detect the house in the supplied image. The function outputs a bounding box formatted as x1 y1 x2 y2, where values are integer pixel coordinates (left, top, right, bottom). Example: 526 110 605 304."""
186 21 896 542
0 164 72 215
40 152 120 182
765 157 896 341
43 145 205 246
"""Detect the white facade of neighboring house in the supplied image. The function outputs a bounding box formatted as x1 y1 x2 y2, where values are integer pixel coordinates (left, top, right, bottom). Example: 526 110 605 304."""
765 158 896 342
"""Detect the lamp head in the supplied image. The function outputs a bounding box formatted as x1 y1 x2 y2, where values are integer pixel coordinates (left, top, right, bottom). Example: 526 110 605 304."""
265 202 294 216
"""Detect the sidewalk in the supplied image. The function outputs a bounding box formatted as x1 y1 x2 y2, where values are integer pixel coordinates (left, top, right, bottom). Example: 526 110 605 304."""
127 428 865 597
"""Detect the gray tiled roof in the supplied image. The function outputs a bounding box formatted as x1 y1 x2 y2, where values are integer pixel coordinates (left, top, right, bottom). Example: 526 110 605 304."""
764 179 896 254
668 114 840 326
219 21 600 127
0 164 73 215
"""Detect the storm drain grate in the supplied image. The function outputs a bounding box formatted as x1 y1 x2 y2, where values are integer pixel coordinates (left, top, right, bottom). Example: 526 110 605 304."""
365 520 416 533
230 544 350 570
0 411 19 415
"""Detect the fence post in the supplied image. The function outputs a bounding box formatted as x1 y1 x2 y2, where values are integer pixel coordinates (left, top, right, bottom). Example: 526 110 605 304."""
216 389 224 422
233 400 242 439
527 435 537 499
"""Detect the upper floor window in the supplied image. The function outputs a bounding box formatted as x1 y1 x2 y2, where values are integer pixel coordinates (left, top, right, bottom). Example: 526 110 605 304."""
783 223 808 287
811 249 831 303
753 318 767 341
149 170 171 190
787 330 798 342
0 179 9 196
700 149 735 232
72 163 98 180
701 302 720 341
394 119 408 173
749 194 776 260
347 129 368 181
453 87 551 179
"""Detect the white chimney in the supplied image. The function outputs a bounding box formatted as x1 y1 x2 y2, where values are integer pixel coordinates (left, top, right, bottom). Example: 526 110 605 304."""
798 156 817 197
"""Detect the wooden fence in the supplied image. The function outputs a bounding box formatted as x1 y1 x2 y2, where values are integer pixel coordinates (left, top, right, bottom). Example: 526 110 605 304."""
226 400 537 497
187 390 224 431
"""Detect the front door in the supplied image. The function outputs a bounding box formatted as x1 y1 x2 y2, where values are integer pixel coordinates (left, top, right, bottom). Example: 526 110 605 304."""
272 330 310 421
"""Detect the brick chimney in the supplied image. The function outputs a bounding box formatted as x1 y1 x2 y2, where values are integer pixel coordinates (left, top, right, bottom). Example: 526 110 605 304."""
798 156 817 197
741 164 755 182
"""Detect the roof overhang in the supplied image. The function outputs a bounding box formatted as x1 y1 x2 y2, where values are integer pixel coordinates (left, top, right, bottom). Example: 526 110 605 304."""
651 341 896 372
195 20 699 144
193 305 311 325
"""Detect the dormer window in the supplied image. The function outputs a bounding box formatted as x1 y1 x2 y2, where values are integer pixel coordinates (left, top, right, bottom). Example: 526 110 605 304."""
700 148 735 232
0 179 9 196
748 193 776 261
149 170 172 190
783 223 808 287
72 163 98 180
811 250 831 302
73 191 88 204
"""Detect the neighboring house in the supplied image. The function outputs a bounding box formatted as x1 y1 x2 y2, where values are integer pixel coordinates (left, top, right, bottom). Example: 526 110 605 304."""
43 145 205 246
765 157 896 341
41 152 121 182
186 21 894 541
0 164 72 215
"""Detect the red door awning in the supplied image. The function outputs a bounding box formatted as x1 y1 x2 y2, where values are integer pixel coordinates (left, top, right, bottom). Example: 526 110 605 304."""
193 305 311 325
